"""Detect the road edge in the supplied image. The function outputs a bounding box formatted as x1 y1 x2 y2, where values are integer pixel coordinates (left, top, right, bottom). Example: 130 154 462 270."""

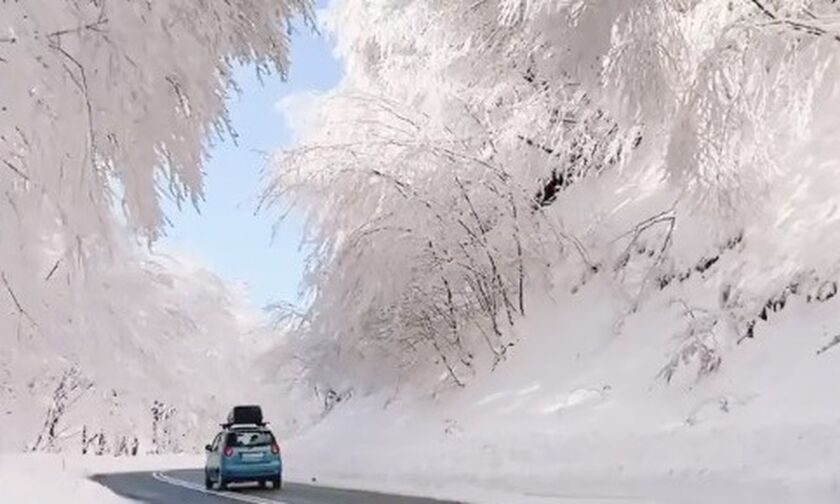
150 471 289 504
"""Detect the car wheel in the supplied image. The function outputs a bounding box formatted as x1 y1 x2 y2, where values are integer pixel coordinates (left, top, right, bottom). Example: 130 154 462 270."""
272 475 282 490
204 471 212 490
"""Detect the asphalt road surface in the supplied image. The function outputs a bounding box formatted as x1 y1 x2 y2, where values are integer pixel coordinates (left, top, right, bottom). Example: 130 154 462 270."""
94 469 462 504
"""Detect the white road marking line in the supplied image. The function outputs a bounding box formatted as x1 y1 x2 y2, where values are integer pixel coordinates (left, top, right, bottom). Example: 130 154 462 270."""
152 471 288 504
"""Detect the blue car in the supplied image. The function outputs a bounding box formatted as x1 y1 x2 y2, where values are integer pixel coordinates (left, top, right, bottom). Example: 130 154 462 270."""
204 425 282 490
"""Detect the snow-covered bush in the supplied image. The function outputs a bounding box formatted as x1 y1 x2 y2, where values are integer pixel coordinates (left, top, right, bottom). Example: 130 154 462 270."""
267 0 840 391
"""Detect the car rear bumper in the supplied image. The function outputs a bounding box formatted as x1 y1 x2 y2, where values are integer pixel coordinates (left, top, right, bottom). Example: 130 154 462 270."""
221 459 282 481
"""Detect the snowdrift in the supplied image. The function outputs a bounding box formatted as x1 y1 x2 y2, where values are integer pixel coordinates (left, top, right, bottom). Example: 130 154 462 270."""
283 277 840 503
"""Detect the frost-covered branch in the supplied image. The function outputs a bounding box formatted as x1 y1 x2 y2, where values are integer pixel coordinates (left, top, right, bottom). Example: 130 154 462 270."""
265 0 840 392
749 0 840 42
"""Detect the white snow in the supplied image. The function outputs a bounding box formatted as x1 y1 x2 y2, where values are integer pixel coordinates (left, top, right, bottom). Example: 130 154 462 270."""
6 2 840 504
0 0 309 461
279 278 840 504
0 454 202 504
0 244 278 455
261 3 840 502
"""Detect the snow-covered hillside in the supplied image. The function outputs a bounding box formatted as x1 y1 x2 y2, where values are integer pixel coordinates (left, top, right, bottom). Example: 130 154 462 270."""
263 1 840 502
283 278 840 503
268 0 840 409
3 1 840 502
269 0 840 394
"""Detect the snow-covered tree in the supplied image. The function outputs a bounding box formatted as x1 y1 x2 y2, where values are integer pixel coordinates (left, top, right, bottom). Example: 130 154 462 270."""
1 0 309 237
267 0 840 390
1 0 312 323
1 0 311 451
0 0 310 324
0 239 272 453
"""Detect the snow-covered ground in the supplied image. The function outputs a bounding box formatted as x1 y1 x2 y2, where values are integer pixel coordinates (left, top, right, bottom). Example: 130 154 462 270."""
264 4 840 501
4 3 840 504
0 454 202 503
281 278 840 504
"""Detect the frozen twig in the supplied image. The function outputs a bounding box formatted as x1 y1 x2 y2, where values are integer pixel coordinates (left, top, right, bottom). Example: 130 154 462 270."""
44 259 61 282
749 0 840 42
46 18 109 39
816 335 840 356
1 271 38 329
3 159 29 181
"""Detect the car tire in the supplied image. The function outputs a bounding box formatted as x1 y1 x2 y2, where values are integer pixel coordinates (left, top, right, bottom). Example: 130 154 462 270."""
272 475 282 490
204 471 212 490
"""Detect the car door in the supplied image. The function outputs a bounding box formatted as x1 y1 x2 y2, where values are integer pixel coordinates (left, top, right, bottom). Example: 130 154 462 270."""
206 432 222 475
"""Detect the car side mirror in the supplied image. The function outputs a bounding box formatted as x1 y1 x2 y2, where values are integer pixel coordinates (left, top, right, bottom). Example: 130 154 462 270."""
205 444 213 452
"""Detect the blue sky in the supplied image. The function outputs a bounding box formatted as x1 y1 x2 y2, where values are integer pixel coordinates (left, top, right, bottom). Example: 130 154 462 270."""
161 17 341 309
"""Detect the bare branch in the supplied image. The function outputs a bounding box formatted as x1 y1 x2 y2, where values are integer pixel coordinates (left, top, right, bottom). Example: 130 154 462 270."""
3 159 30 182
750 0 840 43
817 335 840 356
46 18 109 39
44 260 62 282
1 271 38 329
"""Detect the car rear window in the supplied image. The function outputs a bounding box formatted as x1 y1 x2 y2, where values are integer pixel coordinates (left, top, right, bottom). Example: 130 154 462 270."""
225 431 274 448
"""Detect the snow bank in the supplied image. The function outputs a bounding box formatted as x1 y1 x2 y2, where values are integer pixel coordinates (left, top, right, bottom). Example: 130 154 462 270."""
264 2 840 503
0 454 202 503
282 279 840 504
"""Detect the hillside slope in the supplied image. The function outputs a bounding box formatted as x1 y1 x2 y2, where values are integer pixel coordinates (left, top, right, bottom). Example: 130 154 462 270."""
264 3 840 501
283 277 840 503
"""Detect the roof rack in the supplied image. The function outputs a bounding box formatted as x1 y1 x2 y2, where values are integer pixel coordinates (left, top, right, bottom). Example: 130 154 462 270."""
220 422 270 429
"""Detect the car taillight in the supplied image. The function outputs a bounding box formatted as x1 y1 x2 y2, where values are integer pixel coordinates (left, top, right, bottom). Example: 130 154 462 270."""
223 446 234 457
271 443 280 455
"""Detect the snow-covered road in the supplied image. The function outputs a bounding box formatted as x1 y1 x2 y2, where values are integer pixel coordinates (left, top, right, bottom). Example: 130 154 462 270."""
94 469 462 504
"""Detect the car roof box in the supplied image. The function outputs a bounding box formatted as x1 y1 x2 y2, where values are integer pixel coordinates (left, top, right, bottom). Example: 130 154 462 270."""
226 405 264 426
